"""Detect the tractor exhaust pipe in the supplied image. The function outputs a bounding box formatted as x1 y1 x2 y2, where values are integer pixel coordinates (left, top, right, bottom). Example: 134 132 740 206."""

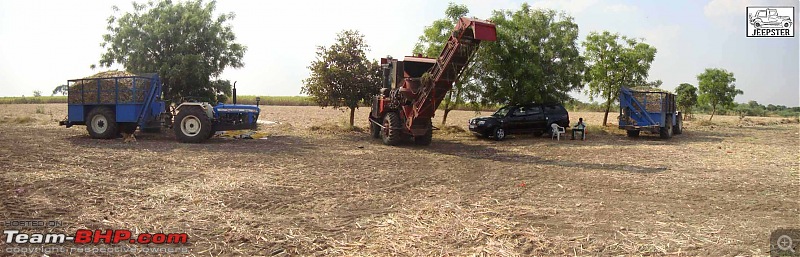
233 81 237 105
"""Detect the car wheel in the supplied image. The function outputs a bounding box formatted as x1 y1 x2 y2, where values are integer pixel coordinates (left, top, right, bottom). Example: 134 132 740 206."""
493 127 505 141
784 22 791 28
754 20 762 28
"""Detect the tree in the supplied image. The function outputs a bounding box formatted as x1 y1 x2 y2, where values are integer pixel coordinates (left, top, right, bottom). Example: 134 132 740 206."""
98 0 246 104
52 85 69 96
32 90 42 97
302 30 381 127
697 68 742 121
412 3 472 126
675 83 698 120
477 3 586 106
583 31 657 126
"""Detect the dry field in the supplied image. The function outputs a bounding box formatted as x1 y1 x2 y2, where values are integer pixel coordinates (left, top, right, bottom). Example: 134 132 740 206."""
0 104 798 256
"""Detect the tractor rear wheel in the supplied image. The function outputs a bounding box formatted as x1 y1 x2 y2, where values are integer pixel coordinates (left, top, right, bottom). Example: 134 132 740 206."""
86 107 118 139
174 107 212 143
381 112 402 145
370 118 381 139
660 117 673 139
626 130 640 137
413 118 433 146
674 113 683 135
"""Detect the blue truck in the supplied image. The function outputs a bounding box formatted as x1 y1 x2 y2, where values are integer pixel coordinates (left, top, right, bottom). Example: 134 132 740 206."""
59 73 260 143
618 87 683 139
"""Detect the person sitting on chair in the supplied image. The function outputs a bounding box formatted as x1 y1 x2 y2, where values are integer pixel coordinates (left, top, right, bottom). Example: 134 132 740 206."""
571 118 586 140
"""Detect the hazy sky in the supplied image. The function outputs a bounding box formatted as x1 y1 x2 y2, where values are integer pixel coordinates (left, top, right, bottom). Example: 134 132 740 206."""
0 0 798 106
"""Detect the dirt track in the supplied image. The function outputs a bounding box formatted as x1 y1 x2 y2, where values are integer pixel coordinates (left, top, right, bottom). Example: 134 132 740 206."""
1 104 798 256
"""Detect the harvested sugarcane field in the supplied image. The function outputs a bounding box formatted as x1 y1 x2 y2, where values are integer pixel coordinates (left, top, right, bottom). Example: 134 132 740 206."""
0 104 797 255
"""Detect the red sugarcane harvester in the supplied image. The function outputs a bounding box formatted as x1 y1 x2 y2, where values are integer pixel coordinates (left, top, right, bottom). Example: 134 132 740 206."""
368 17 497 146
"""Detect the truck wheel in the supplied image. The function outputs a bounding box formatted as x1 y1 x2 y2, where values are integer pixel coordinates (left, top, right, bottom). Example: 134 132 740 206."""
381 112 402 145
660 117 673 139
174 107 212 143
370 119 381 139
413 118 433 146
626 130 640 137
86 107 118 139
674 113 683 135
493 127 506 141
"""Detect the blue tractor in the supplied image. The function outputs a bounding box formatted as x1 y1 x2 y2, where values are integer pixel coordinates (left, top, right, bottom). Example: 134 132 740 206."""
618 87 683 139
59 73 260 143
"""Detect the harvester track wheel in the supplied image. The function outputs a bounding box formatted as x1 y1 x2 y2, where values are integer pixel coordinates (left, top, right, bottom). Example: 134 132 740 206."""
626 130 640 137
381 112 402 146
174 107 212 143
674 113 683 135
660 117 673 139
370 119 381 139
493 127 506 141
413 119 433 146
86 107 118 139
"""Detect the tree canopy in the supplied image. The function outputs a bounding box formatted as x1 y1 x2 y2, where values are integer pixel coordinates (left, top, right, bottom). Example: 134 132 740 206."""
98 0 246 104
697 68 742 121
582 31 656 125
302 30 381 127
478 3 586 106
675 83 698 119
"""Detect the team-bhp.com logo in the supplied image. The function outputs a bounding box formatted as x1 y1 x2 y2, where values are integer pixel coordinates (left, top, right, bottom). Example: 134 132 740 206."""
747 6 794 37
4 229 188 244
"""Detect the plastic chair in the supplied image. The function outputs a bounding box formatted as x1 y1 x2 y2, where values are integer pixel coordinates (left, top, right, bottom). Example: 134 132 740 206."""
551 123 566 140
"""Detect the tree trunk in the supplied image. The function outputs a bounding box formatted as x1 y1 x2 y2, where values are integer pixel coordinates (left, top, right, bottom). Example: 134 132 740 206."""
349 107 356 128
602 99 612 126
709 105 716 121
442 109 451 126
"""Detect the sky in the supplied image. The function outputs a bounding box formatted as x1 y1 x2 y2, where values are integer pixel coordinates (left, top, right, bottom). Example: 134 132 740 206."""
0 0 798 106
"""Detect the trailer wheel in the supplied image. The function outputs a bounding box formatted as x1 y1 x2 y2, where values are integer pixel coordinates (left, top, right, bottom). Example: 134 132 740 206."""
660 117 673 139
674 113 683 135
626 130 640 137
381 112 402 145
493 127 506 141
86 107 118 139
370 119 381 139
413 118 433 146
174 107 212 143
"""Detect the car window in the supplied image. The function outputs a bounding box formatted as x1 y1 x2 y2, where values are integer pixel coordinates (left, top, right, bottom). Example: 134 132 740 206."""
526 106 542 114
769 9 777 16
512 107 527 116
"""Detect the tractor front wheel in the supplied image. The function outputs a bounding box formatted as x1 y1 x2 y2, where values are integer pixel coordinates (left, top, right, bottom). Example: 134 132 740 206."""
370 118 381 139
381 112 402 145
86 107 118 139
174 107 212 143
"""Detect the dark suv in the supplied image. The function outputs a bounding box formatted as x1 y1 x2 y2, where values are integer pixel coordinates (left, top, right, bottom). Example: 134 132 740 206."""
468 104 570 140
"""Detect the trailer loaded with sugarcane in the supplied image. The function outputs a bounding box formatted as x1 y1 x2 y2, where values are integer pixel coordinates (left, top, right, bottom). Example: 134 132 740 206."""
368 17 497 146
618 87 683 139
59 71 260 143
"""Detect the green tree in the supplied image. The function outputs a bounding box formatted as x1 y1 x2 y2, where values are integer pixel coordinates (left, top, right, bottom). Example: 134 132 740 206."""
478 3 586 106
675 83 698 120
412 2 472 126
583 31 657 126
302 30 381 127
52 85 69 96
697 68 742 121
32 90 42 97
98 0 246 104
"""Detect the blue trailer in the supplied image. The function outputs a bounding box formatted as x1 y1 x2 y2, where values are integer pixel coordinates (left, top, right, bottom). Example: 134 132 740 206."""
618 87 683 139
59 73 260 143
